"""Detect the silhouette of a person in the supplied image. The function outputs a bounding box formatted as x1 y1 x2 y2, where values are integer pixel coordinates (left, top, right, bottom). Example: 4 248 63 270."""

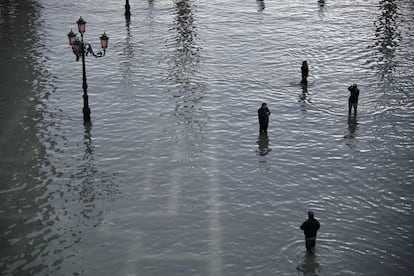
301 61 309 84
258 103 271 134
348 83 360 114
300 211 320 252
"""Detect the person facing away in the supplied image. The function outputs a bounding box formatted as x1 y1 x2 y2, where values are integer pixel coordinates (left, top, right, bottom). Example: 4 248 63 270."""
301 61 309 84
258 103 271 134
348 83 360 115
300 211 320 252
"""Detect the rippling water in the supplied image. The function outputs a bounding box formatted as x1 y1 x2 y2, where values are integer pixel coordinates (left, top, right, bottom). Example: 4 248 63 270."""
1 0 413 275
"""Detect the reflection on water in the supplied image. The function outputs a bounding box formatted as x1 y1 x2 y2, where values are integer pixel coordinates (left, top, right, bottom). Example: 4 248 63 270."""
372 0 401 81
78 122 97 205
169 0 205 133
299 83 311 105
170 0 199 83
0 1 50 275
344 114 358 140
75 122 120 212
296 253 321 276
256 133 271 156
121 5 134 88
256 0 265 11
317 0 325 7
318 0 326 18
1 0 414 275
125 8 131 28
256 133 271 172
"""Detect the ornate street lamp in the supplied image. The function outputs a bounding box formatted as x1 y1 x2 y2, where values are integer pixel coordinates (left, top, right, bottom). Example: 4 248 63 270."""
67 16 109 122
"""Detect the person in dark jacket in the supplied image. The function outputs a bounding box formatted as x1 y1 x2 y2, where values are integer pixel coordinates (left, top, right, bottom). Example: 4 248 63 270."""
300 211 320 252
258 103 271 133
348 83 360 115
301 61 309 84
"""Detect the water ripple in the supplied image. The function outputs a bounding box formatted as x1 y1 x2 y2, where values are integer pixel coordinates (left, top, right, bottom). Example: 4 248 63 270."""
1 0 414 275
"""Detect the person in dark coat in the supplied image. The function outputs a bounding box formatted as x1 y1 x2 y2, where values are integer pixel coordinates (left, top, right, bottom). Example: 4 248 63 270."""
258 103 271 133
348 83 360 115
301 61 309 84
300 211 320 252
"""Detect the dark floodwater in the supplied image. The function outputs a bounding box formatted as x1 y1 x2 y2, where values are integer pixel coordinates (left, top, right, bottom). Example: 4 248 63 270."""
1 0 413 275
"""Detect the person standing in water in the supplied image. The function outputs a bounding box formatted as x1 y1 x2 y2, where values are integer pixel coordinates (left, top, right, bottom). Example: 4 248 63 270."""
348 83 360 115
300 211 320 252
258 103 271 134
301 61 309 84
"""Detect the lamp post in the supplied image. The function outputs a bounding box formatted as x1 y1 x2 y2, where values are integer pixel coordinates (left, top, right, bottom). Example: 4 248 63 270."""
67 17 109 122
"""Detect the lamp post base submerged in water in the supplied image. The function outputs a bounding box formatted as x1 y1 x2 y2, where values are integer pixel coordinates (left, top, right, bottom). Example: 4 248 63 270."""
83 95 91 122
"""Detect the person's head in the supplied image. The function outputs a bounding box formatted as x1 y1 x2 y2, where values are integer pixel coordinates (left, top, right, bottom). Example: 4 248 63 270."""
308 211 314 218
352 83 357 88
261 103 267 108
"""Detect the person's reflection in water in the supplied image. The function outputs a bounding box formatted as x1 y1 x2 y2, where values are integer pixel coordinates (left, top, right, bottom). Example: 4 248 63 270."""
124 10 131 44
125 0 131 18
299 83 311 104
256 133 271 156
125 10 131 25
296 253 321 276
318 0 326 17
257 0 265 11
344 114 358 140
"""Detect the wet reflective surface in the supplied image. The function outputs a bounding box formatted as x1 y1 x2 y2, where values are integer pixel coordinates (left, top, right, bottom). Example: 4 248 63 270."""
1 0 413 275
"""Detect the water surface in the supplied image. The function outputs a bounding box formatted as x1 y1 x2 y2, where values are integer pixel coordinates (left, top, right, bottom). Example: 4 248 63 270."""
0 0 413 275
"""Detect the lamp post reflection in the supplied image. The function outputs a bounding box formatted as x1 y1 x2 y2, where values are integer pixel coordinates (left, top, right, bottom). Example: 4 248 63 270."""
372 0 401 80
67 17 109 122
170 0 203 130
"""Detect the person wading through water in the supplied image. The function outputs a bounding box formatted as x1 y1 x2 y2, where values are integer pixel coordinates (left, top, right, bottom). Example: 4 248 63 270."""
348 83 360 115
258 103 271 134
300 211 320 253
